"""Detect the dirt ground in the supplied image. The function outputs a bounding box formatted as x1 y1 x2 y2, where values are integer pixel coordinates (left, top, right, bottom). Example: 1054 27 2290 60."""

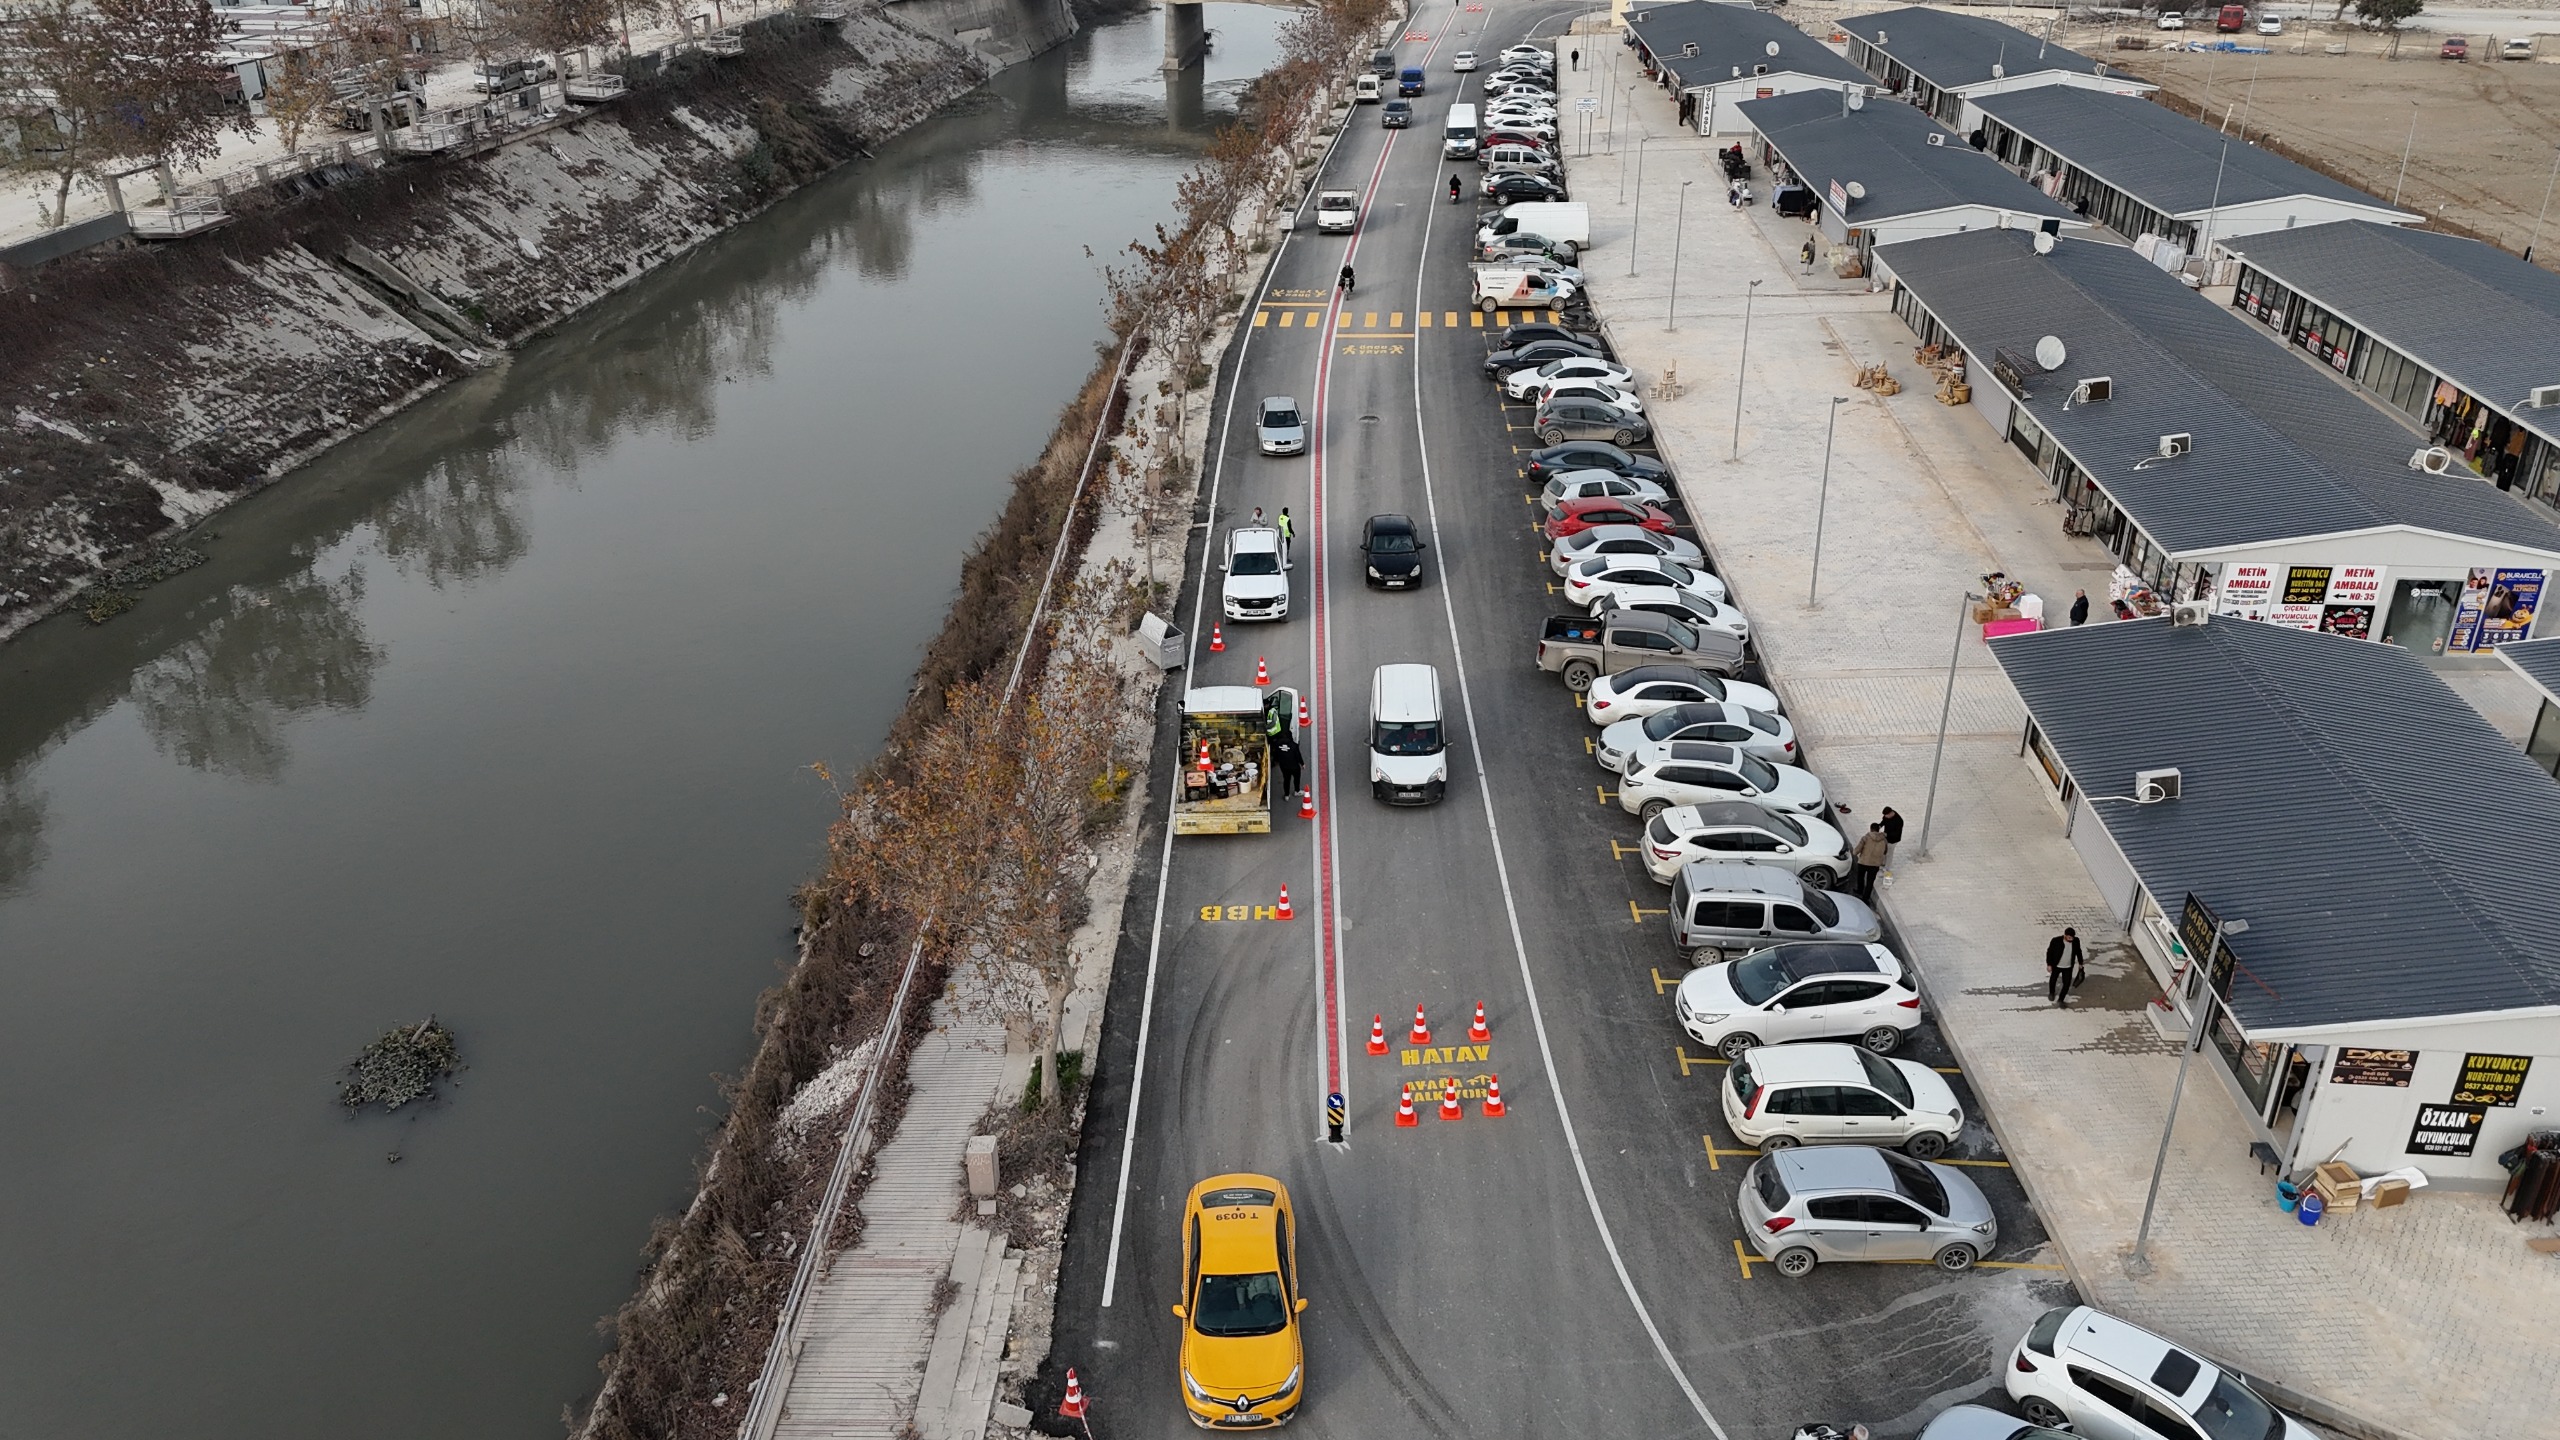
2101 40 2560 254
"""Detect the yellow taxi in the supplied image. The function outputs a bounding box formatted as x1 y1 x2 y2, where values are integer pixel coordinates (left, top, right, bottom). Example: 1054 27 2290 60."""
1174 1174 1306 1427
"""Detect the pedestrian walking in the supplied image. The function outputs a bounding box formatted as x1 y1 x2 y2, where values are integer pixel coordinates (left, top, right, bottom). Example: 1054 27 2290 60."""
2045 927 2085 1005
2069 589 2091 626
1571 46 1581 70
1850 823 1889 899
1727 180 1743 209
1877 805 1904 879
1800 236 1817 274
1272 729 1304 799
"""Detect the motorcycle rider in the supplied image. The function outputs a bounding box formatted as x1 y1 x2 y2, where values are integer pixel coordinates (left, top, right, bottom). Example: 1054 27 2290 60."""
1338 263 1356 293
1449 174 1462 203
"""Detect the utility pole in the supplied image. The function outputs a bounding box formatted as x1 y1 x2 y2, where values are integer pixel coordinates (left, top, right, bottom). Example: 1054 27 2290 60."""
1808 396 1848 604
2393 103 2419 207
1730 278 1762 459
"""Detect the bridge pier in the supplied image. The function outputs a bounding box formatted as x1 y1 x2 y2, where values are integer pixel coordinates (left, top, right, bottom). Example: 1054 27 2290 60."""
1163 0 1207 71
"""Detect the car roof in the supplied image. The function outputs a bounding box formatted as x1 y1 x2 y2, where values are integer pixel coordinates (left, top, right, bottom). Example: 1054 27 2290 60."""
2061 1309 2214 1401
1555 495 1648 514
1229 525 1281 549
1653 739 1738 765
1189 1175 1287 1268
1259 395 1297 409
1771 1143 1896 1190
1365 513 1416 534
1673 859 1797 895
1757 940 1891 977
1674 799 1786 830
1613 663 1712 686
1742 1043 1878 1086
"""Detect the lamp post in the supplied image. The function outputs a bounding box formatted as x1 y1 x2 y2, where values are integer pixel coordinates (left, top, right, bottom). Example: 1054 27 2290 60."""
2392 103 2419 207
1807 395 1848 604
1666 181 1694 329
2527 145 2560 265
2128 919 2249 1276
1628 134 1662 272
1916 589 1985 859
1729 278 1762 459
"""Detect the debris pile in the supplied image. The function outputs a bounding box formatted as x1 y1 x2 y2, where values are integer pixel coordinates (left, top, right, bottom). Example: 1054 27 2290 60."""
340 1018 459 1112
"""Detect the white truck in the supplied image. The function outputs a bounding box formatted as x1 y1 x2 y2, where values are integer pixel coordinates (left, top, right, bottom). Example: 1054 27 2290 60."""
1316 189 1360 234
1472 264 1579 313
1220 524 1290 622
1479 201 1589 252
1175 686 1302 835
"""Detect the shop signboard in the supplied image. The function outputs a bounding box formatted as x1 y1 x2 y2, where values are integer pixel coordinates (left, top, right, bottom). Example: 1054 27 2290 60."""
2407 1100 2487 1157
2451 1052 2531 1107
2448 567 2546 651
2282 566 2333 604
2269 603 2324 630
2331 1047 2416 1087
2245 565 2388 636
2319 605 2373 640
2215 563 2276 620
2329 566 2385 605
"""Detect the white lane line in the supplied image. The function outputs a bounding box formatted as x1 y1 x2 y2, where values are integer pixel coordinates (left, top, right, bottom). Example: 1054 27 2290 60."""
1401 58 1738 1440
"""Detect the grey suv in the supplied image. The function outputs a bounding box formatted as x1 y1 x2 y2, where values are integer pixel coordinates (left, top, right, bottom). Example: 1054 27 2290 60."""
1738 1145 1998 1277
1669 862 1879 961
1535 397 1649 447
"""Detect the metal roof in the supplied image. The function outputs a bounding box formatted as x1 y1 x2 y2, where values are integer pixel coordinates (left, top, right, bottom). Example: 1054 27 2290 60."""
1626 1 1873 91
2225 221 2560 447
1990 617 2560 1033
1875 228 2560 557
2496 636 2560 707
1841 6 2107 89
1739 90 2078 226
1973 86 2398 218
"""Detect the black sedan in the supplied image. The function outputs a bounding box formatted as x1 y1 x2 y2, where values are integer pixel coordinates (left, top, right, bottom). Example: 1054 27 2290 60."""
1524 441 1672 483
1498 322 1603 352
1484 172 1567 204
1483 337 1605 377
1360 514 1428 589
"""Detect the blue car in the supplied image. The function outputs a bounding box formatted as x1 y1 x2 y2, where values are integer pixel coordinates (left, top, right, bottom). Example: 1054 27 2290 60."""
1398 66 1424 96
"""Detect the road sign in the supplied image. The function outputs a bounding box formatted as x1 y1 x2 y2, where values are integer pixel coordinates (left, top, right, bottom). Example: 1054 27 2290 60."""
1576 97 1598 111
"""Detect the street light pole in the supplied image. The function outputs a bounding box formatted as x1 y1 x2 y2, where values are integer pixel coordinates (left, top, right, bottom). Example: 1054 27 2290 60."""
1666 181 1693 329
1916 589 1985 859
1628 134 1660 273
1807 395 1848 604
2392 103 2419 207
2129 919 2248 1276
1729 278 1762 459
2527 146 2560 265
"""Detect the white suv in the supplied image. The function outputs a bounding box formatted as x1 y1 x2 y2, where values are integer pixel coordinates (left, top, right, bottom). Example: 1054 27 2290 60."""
1220 525 1289 621
2007 1306 2318 1440
1723 1043 1963 1157
1567 553 1727 607
1675 939 1919 1057
1618 739 1825 819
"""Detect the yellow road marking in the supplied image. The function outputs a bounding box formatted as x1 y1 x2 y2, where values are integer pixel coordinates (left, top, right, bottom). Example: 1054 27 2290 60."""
1629 899 1668 922
1702 1135 1759 1171
1278 311 1296 328
1939 1157 2014 1169
1649 967 1680 995
1582 734 1595 754
1389 311 1404 327
1733 1239 1767 1279
1595 785 1616 804
1362 311 1377 327
1674 1045 1725 1075
1469 311 1485 328
1444 311 1459 327
1336 332 1416 339
1611 840 1643 862
1253 311 1269 327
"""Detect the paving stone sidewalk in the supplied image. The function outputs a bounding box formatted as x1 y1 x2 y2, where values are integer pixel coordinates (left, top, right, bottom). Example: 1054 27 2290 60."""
1547 43 2560 1440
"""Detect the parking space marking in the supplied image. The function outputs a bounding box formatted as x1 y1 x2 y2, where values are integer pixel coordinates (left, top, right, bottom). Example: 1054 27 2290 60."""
1673 1045 1726 1075
1937 1157 2014 1169
1469 311 1486 328
1611 839 1641 861
1650 967 1681 995
1628 899 1667 922
1253 311 1268 327
1594 785 1617 804
1732 1240 1767 1279
1701 1134 1759 1171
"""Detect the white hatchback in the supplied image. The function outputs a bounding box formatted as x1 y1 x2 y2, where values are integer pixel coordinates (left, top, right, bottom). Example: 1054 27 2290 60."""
1584 664 1779 724
1567 553 1726 607
1723 1043 1963 1158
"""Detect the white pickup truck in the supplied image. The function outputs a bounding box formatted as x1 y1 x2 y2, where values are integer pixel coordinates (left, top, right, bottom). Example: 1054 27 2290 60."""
1316 189 1360 234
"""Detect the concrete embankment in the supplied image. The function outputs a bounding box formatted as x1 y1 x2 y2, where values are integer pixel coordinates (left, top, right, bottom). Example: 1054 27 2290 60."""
0 2 1071 643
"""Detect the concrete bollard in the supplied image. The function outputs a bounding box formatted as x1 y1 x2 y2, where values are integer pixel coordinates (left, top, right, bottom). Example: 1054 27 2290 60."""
964 1134 999 1199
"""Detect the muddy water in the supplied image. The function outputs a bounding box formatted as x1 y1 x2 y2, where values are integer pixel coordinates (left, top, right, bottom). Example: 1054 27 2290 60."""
0 11 1278 1438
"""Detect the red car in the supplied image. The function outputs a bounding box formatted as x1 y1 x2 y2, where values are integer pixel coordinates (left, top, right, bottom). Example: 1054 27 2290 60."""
1543 496 1676 540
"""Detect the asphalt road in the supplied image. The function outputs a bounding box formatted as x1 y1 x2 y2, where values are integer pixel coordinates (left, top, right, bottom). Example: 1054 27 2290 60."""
1049 12 2078 1437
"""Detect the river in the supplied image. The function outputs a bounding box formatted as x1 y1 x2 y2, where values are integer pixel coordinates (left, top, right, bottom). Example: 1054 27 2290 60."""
0 10 1279 1438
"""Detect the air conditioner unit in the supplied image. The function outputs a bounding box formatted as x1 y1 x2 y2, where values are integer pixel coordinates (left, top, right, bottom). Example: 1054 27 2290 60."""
2531 383 2560 409
1684 42 1699 56
1753 62 1768 74
2075 376 2112 403
2157 432 2192 458
2410 445 2455 474
2133 767 2183 803
1926 131 1946 146
2171 600 2211 627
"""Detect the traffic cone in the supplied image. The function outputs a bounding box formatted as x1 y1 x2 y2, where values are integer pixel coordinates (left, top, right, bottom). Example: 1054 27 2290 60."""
1409 1004 1431 1044
1276 883 1293 920
1297 694 1311 730
1438 1076 1464 1121
1396 1085 1418 1126
1210 624 1224 652
1468 1002 1491 1044
1367 1014 1389 1056
1299 787 1315 820
1483 1075 1506 1118
1062 1368 1088 1419
1256 655 1271 686
1196 739 1211 771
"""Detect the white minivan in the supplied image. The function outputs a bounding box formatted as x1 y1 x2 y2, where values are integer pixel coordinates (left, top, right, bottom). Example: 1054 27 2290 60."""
1443 102 1479 159
1368 663 1448 805
1353 74 1381 103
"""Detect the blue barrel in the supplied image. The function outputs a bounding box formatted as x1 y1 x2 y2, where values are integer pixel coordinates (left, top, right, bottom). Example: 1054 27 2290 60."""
2298 1191 2325 1226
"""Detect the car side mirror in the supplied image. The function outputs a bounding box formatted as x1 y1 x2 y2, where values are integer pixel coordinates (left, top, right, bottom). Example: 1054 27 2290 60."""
1417 541 1429 551
1171 1303 1187 1318
1295 1297 1309 1313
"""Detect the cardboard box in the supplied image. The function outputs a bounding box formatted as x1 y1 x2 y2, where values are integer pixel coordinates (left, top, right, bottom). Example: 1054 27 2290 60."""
2313 1161 2361 1211
2371 1177 2411 1208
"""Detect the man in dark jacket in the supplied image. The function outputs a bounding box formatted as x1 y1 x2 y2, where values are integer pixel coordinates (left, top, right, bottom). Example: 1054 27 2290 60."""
2069 589 2091 626
2045 927 2084 1005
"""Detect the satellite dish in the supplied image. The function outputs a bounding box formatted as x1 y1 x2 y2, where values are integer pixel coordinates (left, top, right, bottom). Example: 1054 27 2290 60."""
1845 89 1866 111
2033 230 2057 255
1845 181 1866 200
2035 335 2068 371
1766 40 1781 56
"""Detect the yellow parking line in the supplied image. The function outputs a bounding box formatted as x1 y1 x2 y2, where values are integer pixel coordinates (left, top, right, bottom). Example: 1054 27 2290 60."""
1610 839 1642 860
1702 1135 1759 1171
1582 734 1596 754
1939 1157 2014 1169
1389 311 1404 327
1469 311 1485 328
1253 310 1269 327
1445 311 1460 327
1595 785 1616 805
1629 899 1667 922
1733 1239 1767 1279
1650 968 1684 995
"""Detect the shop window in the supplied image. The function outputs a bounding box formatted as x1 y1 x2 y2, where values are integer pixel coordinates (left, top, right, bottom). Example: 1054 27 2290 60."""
2526 701 2560 778
2293 304 2357 374
2207 1000 2279 1118
2026 721 2065 792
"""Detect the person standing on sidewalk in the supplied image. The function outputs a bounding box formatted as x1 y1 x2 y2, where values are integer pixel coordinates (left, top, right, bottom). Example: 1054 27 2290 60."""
2045 927 2085 1005
1571 46 1581 70
1877 806 1904 878
2070 589 2090 626
1801 236 1817 274
1850 823 1889 900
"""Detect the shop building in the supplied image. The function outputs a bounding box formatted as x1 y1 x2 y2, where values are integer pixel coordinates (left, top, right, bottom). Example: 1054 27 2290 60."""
1990 615 2560 1186
1626 1 1875 136
1873 228 2560 652
1739 90 2088 276
2223 220 2560 513
1839 7 2153 133
1972 87 2414 268
2497 637 2560 777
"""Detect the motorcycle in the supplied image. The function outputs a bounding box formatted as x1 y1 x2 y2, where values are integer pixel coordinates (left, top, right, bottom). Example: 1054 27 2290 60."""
1794 1426 1870 1440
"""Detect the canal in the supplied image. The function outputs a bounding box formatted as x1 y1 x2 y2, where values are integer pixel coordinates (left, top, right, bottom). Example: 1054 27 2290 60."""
0 10 1279 1438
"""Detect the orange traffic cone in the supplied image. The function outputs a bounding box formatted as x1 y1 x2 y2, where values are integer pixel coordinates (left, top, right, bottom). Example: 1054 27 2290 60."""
1209 624 1224 652
1395 1085 1418 1127
1297 694 1311 730
1367 1014 1389 1056
1299 787 1315 820
1483 1075 1506 1118
1468 1002 1491 1044
1276 884 1293 920
1439 1076 1464 1121
1409 1005 1431 1044
1256 655 1271 686
1196 739 1211 771
1062 1368 1088 1419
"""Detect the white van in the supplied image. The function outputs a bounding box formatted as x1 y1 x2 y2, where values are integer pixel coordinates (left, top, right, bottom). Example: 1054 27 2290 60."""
1316 189 1360 234
1443 102 1479 159
1479 144 1560 176
1472 265 1578 312
1353 74 1381 103
1485 200 1589 249
1369 663 1448 805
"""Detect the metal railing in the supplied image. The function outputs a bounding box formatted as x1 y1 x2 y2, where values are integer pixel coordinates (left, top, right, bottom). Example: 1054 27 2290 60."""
126 193 231 238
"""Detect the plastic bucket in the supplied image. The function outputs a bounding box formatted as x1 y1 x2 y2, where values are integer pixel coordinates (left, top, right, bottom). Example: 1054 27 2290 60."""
2298 1191 2324 1226
2276 1180 2299 1212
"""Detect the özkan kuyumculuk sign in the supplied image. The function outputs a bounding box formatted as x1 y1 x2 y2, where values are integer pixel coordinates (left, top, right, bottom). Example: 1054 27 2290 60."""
2331 1048 2416 1087
2451 1053 2531 1107
2407 1101 2487 1157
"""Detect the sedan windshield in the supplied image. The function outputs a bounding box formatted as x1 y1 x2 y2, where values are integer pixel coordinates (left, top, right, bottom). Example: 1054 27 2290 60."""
1728 950 1792 1006
1230 551 1281 576
1193 1271 1291 1337
1737 754 1782 792
1367 532 1415 554
2191 1374 2286 1440
1857 1048 1913 1108
1879 1149 1949 1215
1262 407 1300 428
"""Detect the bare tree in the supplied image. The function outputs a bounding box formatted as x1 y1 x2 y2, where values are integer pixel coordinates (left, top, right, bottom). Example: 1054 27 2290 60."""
1 0 253 226
263 45 338 153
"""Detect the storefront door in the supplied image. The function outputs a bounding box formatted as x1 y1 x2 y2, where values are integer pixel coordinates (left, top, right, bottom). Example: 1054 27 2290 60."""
2382 576 2462 654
